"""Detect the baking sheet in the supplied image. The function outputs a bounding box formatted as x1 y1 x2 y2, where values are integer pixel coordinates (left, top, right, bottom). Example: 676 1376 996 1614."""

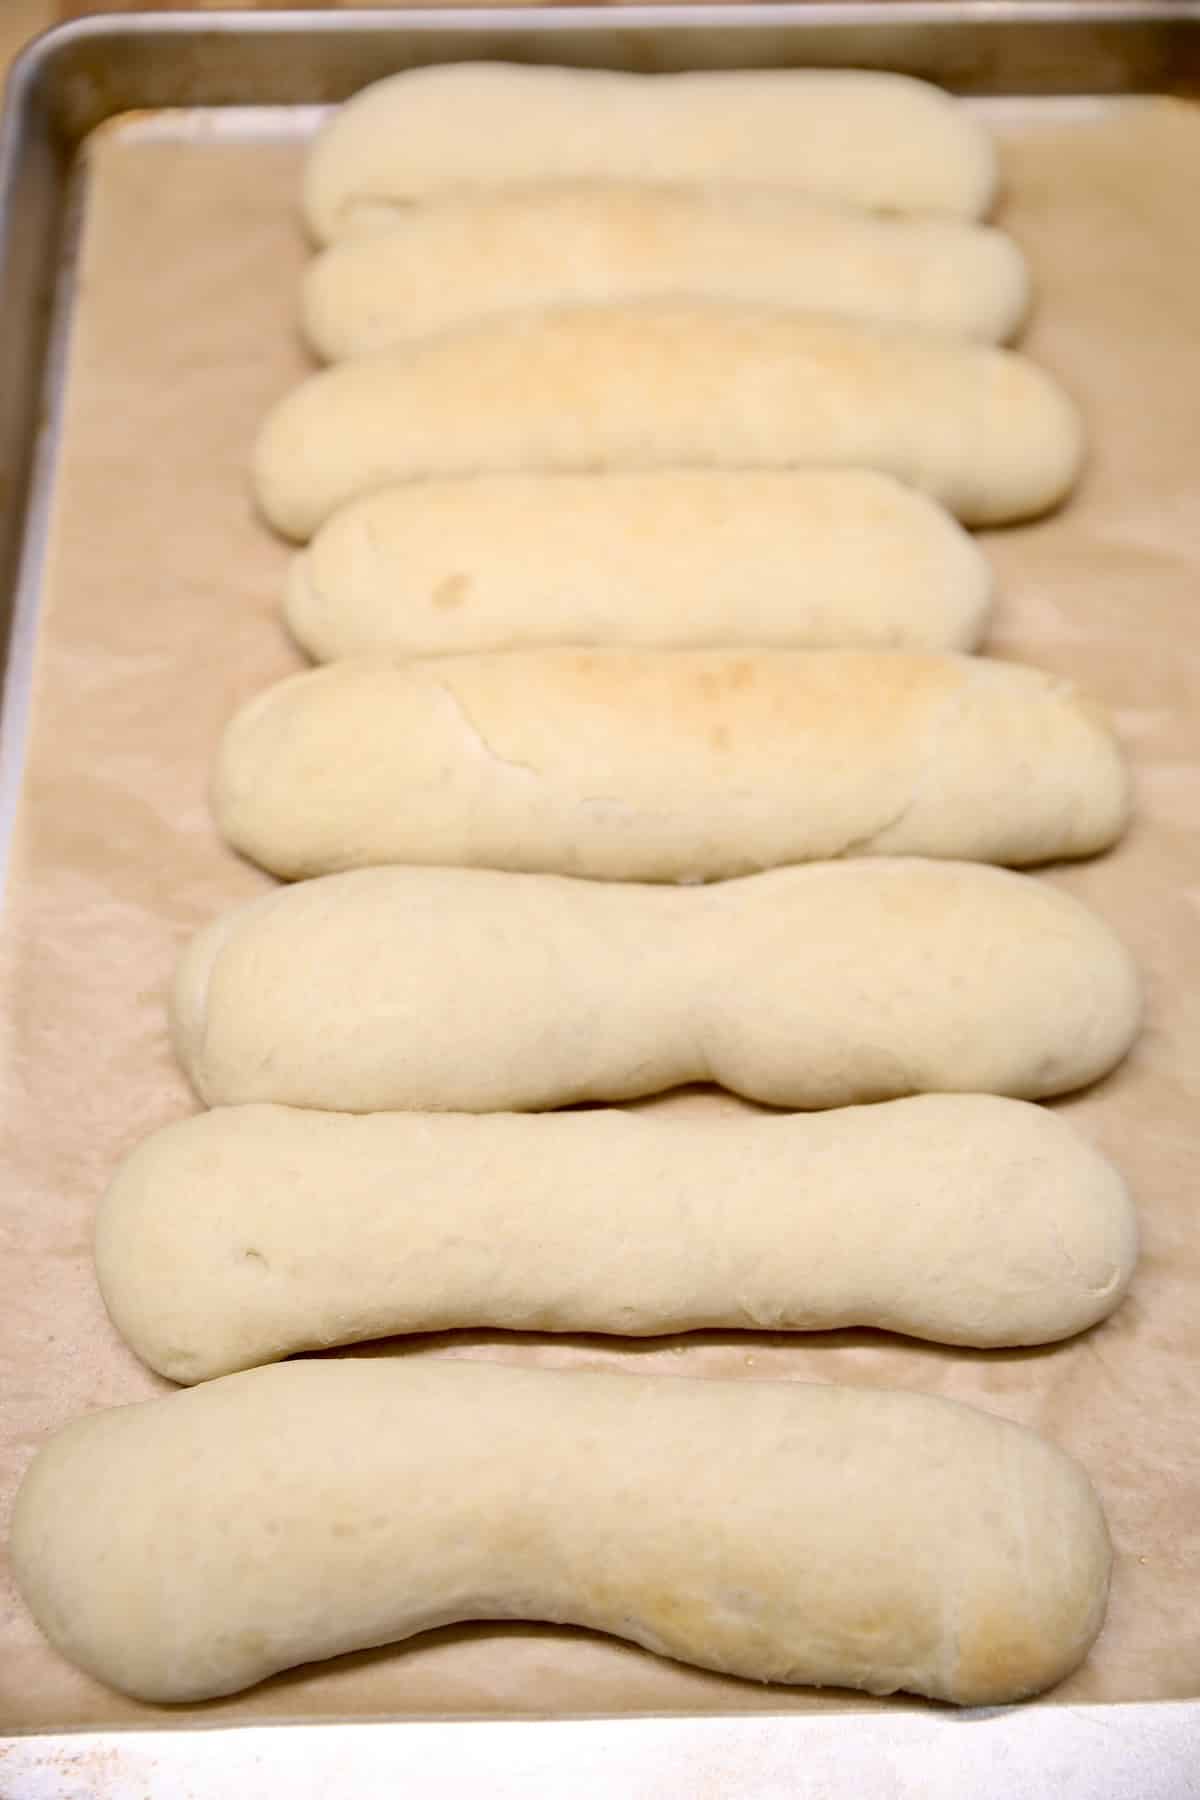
2 94 1200 1731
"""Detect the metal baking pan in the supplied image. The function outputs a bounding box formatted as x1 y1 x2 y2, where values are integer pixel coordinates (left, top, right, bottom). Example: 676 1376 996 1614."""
2 7 1200 1793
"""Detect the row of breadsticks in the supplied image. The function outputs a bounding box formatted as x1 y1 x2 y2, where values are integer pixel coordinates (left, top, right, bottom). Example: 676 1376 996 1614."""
13 66 1138 1715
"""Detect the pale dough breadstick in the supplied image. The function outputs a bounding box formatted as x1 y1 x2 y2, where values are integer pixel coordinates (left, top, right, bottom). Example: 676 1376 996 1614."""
171 861 1141 1113
287 471 993 661
11 1361 1111 1705
303 65 997 243
96 1096 1137 1384
301 182 1030 359
213 649 1129 882
252 303 1083 540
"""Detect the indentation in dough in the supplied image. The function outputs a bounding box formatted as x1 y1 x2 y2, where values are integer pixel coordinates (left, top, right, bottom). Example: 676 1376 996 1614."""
1046 1213 1122 1298
160 1347 204 1382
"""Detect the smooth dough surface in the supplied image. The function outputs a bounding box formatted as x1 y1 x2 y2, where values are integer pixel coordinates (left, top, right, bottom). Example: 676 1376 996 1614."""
96 1096 1137 1384
286 470 994 661
11 1361 1110 1705
171 861 1141 1113
302 65 997 242
253 303 1083 540
302 181 1029 359
213 649 1129 882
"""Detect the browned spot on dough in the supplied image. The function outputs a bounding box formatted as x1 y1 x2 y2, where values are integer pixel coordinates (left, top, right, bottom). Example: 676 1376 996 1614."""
432 573 470 611
695 659 758 702
952 1601 1061 1705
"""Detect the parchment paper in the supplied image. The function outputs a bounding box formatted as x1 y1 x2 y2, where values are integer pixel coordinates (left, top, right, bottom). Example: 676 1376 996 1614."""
2 100 1199 1731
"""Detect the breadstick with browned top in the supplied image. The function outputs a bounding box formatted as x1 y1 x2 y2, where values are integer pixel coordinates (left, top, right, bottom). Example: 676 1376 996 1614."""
253 304 1083 540
11 1361 1110 1705
302 181 1028 358
213 649 1128 882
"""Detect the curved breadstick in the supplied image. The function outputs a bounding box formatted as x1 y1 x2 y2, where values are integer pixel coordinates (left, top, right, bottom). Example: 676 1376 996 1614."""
302 182 1029 359
11 1361 1110 1705
286 471 993 661
303 66 996 243
171 861 1141 1113
213 649 1129 882
252 304 1083 540
96 1096 1137 1384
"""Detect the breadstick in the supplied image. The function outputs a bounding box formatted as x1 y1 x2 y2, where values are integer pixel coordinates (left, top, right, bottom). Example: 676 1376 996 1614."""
213 649 1129 882
96 1096 1137 1384
171 861 1141 1113
252 303 1083 540
303 65 997 243
11 1361 1111 1705
302 182 1029 358
286 471 993 660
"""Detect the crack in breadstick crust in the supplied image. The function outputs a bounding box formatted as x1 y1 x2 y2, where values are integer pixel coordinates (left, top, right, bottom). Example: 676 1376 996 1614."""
435 680 541 780
213 650 1128 883
841 680 974 857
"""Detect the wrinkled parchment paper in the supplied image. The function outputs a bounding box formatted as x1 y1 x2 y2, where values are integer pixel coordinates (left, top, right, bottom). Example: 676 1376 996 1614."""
2 99 1199 1731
